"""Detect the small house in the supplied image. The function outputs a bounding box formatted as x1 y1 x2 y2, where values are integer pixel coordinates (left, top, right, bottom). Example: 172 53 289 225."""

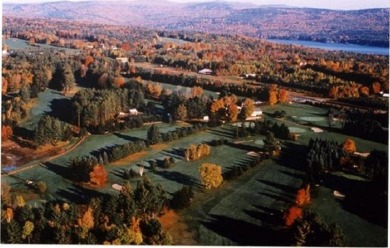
116 57 129 64
129 108 139 115
251 110 262 117
198 68 213 75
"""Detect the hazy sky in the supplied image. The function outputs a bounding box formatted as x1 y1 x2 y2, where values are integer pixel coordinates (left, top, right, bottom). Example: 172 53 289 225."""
3 0 390 10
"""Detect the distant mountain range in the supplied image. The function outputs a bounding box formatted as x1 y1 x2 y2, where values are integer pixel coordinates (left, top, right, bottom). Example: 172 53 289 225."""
3 0 389 47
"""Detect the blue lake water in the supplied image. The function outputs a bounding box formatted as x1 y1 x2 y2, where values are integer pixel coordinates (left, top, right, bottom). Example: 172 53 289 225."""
269 39 389 56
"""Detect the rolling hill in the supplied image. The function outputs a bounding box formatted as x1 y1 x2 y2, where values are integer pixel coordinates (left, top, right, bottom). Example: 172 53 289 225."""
3 1 389 46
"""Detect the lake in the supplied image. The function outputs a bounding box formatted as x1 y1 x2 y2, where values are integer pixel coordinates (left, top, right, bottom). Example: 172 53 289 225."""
269 39 389 56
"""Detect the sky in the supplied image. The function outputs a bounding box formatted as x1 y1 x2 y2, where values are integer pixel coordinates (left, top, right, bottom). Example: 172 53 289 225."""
2 0 390 10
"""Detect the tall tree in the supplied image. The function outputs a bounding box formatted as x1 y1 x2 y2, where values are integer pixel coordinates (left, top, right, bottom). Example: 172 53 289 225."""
147 124 161 145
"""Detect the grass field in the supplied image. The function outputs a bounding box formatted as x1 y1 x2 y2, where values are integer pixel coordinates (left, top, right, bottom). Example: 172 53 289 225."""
2 96 387 245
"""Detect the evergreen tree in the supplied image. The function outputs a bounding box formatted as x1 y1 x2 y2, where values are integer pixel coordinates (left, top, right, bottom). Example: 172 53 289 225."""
147 124 161 145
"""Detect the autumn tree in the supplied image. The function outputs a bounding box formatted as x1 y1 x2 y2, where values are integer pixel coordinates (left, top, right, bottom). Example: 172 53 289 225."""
190 86 204 98
359 86 370 96
268 84 278 105
89 164 108 186
2 125 13 141
114 76 126 88
342 138 356 154
372 82 381 94
240 98 255 119
278 89 289 103
77 206 94 239
199 163 223 190
295 185 310 206
174 103 187 121
185 144 211 161
22 221 34 243
284 205 303 227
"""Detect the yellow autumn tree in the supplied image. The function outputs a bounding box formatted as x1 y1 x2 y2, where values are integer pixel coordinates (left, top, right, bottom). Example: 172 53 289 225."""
199 163 223 190
241 98 255 119
78 206 94 239
127 217 143 245
22 221 34 243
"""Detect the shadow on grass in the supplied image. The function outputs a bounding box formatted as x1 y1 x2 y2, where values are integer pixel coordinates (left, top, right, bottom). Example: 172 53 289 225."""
258 191 293 204
200 214 289 246
277 169 306 180
161 148 186 160
277 141 307 172
56 184 107 204
155 170 201 188
257 179 298 196
206 128 234 139
44 161 74 182
243 208 283 227
113 132 146 143
45 98 73 124
323 173 388 228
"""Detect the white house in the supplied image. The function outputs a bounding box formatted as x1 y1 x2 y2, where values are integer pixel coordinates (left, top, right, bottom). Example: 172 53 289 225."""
198 68 213 75
251 110 262 117
116 57 129 64
129 108 139 115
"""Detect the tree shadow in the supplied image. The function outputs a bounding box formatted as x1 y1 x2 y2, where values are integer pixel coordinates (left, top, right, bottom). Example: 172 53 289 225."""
44 161 74 182
44 98 73 124
56 184 107 204
243 208 283 227
225 141 261 153
113 132 146 143
13 126 35 141
277 169 306 180
206 128 234 139
277 141 307 171
258 191 293 204
200 214 289 246
155 170 201 188
257 179 298 196
161 148 186 160
322 173 388 228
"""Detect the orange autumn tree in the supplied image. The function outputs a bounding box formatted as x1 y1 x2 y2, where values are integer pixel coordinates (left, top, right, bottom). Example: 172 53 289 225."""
342 138 356 154
278 89 289 103
78 206 94 238
89 164 108 186
268 84 278 105
284 206 303 227
295 185 311 206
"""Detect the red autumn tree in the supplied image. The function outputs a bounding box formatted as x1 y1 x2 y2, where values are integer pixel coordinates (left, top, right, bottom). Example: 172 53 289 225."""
1 125 13 141
372 82 381 94
284 206 303 227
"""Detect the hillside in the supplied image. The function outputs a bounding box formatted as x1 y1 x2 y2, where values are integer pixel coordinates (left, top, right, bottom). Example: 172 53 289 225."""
3 1 389 46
